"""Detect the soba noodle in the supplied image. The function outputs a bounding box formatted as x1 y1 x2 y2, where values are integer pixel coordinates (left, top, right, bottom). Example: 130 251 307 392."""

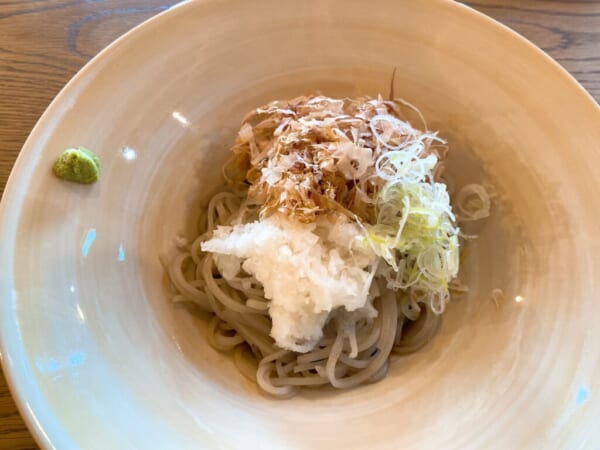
168 187 442 397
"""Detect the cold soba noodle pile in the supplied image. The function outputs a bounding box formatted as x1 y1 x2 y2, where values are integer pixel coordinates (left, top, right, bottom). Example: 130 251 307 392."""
167 95 490 397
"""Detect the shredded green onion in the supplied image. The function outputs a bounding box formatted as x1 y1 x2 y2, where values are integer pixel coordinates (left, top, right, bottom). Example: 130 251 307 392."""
363 117 459 313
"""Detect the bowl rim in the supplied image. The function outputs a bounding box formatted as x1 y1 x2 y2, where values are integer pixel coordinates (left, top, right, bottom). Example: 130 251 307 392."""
0 0 598 448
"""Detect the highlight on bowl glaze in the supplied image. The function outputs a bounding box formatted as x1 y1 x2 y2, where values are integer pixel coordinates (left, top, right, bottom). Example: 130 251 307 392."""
0 1 599 449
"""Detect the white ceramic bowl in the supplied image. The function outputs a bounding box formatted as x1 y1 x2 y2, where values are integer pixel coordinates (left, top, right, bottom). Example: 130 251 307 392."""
1 1 599 448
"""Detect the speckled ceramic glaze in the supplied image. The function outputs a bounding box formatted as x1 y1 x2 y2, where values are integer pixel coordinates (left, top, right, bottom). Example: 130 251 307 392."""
1 1 599 448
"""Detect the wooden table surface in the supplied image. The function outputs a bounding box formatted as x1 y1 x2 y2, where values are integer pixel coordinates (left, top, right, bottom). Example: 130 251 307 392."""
0 0 598 448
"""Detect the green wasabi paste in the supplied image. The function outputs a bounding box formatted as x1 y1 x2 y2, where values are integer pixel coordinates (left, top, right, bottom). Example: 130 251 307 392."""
53 147 100 184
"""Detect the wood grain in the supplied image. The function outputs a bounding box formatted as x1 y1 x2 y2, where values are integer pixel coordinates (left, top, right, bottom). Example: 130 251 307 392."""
0 1 598 448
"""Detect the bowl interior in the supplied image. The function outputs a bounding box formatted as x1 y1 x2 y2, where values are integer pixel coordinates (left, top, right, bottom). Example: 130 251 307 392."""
2 1 600 449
